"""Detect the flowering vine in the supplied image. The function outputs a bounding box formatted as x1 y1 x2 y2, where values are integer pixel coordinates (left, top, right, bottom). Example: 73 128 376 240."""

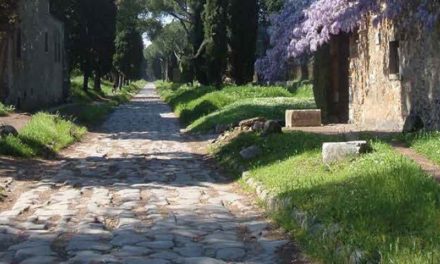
256 0 440 82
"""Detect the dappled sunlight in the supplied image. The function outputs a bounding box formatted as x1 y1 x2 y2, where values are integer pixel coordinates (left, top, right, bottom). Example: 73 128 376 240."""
0 85 293 263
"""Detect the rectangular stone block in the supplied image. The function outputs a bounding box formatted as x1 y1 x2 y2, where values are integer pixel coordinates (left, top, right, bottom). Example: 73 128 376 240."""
322 141 370 165
285 109 322 127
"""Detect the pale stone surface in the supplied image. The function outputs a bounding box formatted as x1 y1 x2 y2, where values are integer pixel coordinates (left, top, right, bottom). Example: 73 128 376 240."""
322 141 370 165
286 109 322 127
0 84 291 263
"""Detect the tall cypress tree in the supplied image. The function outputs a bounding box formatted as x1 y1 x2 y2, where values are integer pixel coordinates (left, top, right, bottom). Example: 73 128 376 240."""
229 0 258 84
189 0 208 85
203 0 228 86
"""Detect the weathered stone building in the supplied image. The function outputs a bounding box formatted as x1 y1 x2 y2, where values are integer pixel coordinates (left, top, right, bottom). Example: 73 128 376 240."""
315 16 440 131
0 0 67 110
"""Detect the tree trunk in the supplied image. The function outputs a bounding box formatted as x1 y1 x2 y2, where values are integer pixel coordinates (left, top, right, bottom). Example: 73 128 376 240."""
118 74 124 90
94 71 101 92
113 73 119 92
83 72 89 92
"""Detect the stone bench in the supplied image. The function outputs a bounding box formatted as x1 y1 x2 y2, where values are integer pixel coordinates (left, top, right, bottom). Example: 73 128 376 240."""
285 109 322 127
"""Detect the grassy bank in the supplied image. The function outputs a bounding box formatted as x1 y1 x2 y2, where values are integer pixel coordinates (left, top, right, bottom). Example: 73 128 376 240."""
402 131 440 165
0 113 86 158
56 77 146 127
156 81 316 133
0 103 14 117
211 131 440 263
0 78 145 158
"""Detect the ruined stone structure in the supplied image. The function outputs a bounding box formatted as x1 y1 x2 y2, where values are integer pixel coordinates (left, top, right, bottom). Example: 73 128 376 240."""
315 17 440 131
0 0 67 110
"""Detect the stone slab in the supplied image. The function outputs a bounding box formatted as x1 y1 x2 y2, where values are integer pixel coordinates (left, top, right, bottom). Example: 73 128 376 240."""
286 109 322 127
322 141 370 165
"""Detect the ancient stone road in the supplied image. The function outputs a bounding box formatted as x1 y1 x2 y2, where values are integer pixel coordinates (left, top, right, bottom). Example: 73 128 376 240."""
0 84 293 264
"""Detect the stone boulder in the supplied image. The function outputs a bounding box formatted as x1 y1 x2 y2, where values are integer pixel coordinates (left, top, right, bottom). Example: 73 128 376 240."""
240 145 262 160
322 141 371 165
0 125 18 138
239 117 267 128
262 120 282 136
251 121 265 132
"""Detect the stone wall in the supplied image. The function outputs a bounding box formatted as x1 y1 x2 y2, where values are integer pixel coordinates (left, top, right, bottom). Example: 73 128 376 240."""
348 18 404 131
313 16 440 131
399 24 440 130
349 17 440 131
0 0 65 110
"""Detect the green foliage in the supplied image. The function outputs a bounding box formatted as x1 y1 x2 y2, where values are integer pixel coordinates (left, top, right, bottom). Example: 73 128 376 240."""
58 77 145 126
0 0 17 26
0 102 14 116
114 26 144 80
203 0 228 85
51 0 117 90
114 0 146 81
156 81 315 132
228 0 258 85
261 0 285 12
0 113 86 158
212 132 440 263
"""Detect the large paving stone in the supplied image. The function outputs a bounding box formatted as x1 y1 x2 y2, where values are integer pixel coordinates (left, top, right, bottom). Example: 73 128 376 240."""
111 232 150 246
67 240 112 252
15 246 55 262
137 241 174 250
216 247 246 261
180 257 226 264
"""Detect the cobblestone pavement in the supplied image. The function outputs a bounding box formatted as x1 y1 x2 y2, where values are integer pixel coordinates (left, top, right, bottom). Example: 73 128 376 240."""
0 84 298 264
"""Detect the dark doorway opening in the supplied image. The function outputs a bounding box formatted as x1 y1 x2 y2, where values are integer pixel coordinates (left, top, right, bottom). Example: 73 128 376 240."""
327 33 350 123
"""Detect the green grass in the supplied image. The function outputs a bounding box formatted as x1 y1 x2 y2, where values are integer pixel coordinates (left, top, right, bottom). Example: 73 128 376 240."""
56 77 146 127
211 131 440 263
0 113 86 158
156 81 316 132
188 97 315 132
0 103 15 116
401 131 440 165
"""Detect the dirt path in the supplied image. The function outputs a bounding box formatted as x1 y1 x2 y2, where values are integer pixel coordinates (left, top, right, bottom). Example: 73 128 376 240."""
0 113 32 131
392 143 440 182
0 83 301 264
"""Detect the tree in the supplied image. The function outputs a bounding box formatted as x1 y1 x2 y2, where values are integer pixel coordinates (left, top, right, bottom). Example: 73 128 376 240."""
113 0 146 88
114 26 144 85
89 0 117 91
255 0 313 82
51 0 117 92
228 0 258 84
203 0 228 86
144 0 210 84
189 0 208 84
0 0 17 29
144 43 163 80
